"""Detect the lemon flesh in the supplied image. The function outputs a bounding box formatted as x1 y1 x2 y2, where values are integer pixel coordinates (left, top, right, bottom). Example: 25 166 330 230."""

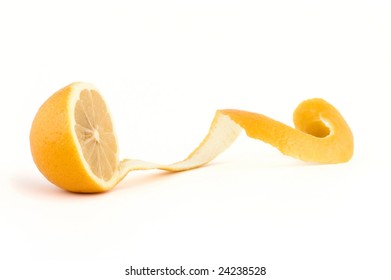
74 89 118 181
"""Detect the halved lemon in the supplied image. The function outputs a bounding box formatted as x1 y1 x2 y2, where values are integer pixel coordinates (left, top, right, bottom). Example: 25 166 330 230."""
30 82 121 192
30 82 354 193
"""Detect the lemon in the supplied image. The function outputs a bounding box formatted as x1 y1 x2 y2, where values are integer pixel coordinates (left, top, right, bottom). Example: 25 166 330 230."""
30 82 354 193
30 82 120 193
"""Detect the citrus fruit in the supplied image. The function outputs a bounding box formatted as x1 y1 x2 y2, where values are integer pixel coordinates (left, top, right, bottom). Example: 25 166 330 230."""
30 82 121 193
30 82 354 193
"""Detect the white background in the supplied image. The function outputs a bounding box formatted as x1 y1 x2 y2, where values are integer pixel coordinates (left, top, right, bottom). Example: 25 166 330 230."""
1 0 390 279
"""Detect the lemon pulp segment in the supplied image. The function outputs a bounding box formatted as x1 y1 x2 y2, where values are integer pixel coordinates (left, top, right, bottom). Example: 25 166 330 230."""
74 89 118 181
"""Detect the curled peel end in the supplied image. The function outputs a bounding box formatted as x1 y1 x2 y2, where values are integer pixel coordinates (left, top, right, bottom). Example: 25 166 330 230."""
292 98 354 163
217 98 353 164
